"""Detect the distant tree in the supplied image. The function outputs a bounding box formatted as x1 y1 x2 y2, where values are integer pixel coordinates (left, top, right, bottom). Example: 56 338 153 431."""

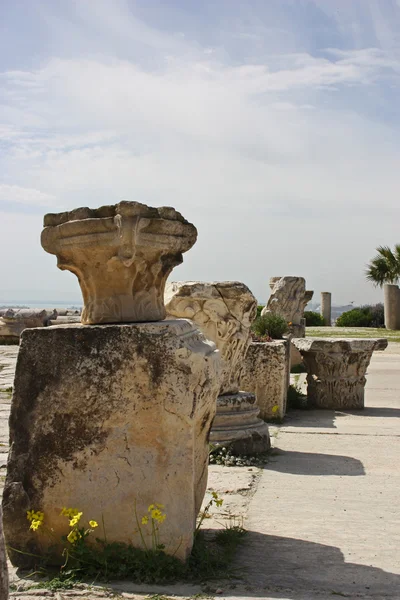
366 245 400 287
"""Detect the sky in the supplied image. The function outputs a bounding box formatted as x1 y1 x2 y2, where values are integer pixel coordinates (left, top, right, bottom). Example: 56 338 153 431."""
1 0 400 306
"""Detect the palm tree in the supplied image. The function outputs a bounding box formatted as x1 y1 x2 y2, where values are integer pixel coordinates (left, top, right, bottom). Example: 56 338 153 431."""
366 244 400 287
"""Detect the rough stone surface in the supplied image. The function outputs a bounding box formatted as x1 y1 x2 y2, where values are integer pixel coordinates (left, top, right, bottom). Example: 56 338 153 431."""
2 320 220 565
292 337 388 409
165 281 257 395
239 341 290 420
165 281 270 454
0 505 8 600
261 276 310 327
383 283 400 330
41 202 197 324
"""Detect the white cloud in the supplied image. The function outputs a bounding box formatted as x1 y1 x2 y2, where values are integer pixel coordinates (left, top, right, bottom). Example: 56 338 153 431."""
0 184 57 207
0 0 400 305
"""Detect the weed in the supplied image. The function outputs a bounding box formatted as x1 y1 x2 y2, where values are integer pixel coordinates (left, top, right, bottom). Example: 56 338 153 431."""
209 445 268 467
15 494 246 588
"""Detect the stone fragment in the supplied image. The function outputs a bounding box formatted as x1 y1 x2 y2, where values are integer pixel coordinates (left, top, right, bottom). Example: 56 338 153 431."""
41 202 197 324
2 320 220 565
165 281 256 394
239 341 290 420
165 281 270 454
0 506 9 600
261 277 307 326
292 337 388 409
0 309 56 342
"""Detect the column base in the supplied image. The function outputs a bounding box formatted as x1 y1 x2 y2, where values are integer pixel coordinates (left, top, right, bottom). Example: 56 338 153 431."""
210 392 270 455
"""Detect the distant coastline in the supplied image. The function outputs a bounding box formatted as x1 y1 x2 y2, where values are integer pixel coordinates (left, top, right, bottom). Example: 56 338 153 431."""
0 301 82 310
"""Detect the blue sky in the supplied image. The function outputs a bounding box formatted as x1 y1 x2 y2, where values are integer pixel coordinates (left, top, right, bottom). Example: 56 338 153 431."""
1 0 400 305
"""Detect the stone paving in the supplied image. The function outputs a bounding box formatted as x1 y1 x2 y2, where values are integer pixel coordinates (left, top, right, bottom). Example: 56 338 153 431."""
1 344 400 599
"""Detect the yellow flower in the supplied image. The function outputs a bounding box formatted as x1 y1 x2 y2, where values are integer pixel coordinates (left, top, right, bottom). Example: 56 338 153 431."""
30 519 42 531
141 516 149 525
89 520 98 528
272 405 279 414
150 508 166 523
67 529 81 544
148 504 155 512
27 510 35 522
69 512 83 527
211 491 223 507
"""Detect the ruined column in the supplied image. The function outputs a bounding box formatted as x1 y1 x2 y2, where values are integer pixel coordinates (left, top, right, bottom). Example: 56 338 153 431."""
320 292 332 326
165 281 270 455
383 284 400 330
292 337 388 409
2 202 221 566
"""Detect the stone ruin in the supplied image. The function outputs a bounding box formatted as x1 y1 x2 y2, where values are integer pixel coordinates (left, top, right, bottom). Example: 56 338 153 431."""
2 201 221 565
0 308 57 343
292 337 388 409
383 283 400 330
261 276 313 338
239 340 290 420
165 281 270 455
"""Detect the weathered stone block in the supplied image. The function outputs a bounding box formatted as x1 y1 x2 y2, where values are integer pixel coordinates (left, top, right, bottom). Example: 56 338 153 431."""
239 341 290 420
292 337 388 409
2 320 220 566
261 277 312 327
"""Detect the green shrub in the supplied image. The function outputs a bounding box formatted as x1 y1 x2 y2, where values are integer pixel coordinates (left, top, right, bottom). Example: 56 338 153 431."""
304 311 325 326
336 307 373 327
367 303 385 327
252 313 288 339
336 304 385 328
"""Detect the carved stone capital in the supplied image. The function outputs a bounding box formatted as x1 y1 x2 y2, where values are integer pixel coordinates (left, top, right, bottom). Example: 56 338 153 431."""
292 337 388 409
165 281 257 395
41 202 197 324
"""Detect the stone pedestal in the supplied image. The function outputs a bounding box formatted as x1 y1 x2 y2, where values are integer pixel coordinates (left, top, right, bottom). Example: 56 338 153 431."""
383 284 400 330
165 281 270 455
292 338 388 409
0 506 8 600
2 320 220 566
321 292 332 326
239 341 290 420
209 392 270 455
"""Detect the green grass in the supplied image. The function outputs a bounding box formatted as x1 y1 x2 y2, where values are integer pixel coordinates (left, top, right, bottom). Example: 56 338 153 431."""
306 327 400 343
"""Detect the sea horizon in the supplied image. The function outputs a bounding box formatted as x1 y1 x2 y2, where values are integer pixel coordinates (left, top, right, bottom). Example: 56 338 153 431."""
0 300 82 310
